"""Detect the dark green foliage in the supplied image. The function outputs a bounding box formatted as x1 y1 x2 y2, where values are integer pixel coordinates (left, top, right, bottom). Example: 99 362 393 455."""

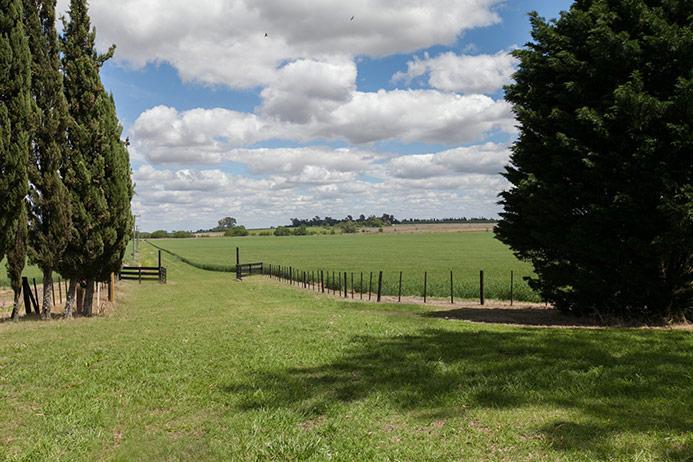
150 230 169 239
23 0 72 315
497 1 693 321
59 0 132 285
274 227 291 237
217 217 237 230
224 226 249 237
339 220 359 234
0 0 31 307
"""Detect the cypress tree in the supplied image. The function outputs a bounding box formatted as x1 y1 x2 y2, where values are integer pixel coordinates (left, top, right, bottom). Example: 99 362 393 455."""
60 0 132 316
497 1 692 322
23 0 72 319
0 0 32 320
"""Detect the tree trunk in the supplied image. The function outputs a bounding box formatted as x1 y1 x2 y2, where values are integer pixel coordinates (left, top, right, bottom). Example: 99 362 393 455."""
64 279 77 319
83 279 95 317
10 288 21 321
42 269 53 320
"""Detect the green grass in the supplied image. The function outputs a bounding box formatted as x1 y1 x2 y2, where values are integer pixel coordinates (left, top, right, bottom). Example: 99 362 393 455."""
149 232 541 302
0 259 60 290
0 241 690 461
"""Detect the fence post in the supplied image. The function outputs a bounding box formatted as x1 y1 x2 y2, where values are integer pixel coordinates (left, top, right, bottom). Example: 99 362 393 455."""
368 272 373 301
58 277 63 304
32 278 39 309
344 272 348 298
158 250 162 269
321 270 325 293
360 272 363 300
351 273 354 299
480 270 485 305
22 277 31 316
423 272 427 303
510 271 514 306
51 281 56 306
290 267 293 285
398 271 402 303
139 267 142 284
450 271 454 304
377 271 383 302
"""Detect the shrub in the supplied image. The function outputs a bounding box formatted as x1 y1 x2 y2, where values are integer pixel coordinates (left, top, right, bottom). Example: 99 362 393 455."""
340 221 359 234
224 226 249 237
274 227 291 236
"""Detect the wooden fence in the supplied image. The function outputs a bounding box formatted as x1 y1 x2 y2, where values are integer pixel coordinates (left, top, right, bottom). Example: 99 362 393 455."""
119 266 167 284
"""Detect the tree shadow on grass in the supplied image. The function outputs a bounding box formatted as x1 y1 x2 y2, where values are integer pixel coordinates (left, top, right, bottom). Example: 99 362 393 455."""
223 328 693 459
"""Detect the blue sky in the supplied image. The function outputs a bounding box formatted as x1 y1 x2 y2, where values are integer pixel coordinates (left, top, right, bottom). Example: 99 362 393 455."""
65 0 573 230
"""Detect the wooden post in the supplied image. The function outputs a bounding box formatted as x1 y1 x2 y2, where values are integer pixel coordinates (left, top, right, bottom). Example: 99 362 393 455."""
344 272 348 298
368 272 373 301
51 281 56 306
321 270 325 293
423 272 427 303
58 277 63 304
236 248 241 280
351 273 354 299
32 278 39 308
360 272 363 300
108 273 115 302
480 270 485 305
139 267 142 284
333 272 336 294
22 277 31 316
450 271 454 304
289 266 293 285
398 271 402 303
377 271 383 302
158 250 162 269
510 271 514 306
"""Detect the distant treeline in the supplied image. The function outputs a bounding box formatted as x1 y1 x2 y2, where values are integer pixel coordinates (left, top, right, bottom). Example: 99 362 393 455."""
287 215 497 228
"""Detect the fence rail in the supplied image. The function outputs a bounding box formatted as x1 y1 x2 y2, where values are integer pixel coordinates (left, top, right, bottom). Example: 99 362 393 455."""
119 266 167 284
236 262 263 279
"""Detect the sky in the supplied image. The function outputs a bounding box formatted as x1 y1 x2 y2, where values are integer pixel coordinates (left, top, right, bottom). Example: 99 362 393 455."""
56 0 574 231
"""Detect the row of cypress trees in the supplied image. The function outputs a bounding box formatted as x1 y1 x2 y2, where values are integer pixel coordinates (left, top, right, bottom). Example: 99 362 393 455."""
0 0 132 319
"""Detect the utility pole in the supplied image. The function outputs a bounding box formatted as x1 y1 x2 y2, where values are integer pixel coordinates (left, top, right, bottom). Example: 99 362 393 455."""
132 214 141 259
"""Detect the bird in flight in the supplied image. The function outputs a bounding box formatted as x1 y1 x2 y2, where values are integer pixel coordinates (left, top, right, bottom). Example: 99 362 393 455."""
350 16 354 21
264 32 269 37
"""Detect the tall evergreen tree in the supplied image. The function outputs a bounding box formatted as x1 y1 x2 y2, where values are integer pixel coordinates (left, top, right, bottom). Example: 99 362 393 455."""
60 0 132 317
497 1 692 322
23 0 72 319
0 0 32 320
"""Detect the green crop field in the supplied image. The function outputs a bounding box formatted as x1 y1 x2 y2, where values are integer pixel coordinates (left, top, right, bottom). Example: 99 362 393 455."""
0 241 690 461
148 231 541 302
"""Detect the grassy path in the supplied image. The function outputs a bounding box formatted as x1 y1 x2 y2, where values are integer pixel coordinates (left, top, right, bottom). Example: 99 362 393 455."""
0 242 690 461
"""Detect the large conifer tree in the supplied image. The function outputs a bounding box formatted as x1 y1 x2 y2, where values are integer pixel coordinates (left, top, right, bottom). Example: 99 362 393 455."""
23 0 72 319
60 0 132 316
0 0 32 320
497 1 692 321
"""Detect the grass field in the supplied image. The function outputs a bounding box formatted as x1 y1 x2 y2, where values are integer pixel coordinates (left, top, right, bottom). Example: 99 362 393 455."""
149 232 541 302
0 241 690 461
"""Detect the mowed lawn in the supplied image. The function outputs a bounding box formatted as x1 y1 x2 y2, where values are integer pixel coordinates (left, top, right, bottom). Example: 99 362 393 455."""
0 242 690 461
151 232 540 302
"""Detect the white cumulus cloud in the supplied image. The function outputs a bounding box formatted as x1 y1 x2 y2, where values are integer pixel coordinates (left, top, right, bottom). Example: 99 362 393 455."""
394 51 517 94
